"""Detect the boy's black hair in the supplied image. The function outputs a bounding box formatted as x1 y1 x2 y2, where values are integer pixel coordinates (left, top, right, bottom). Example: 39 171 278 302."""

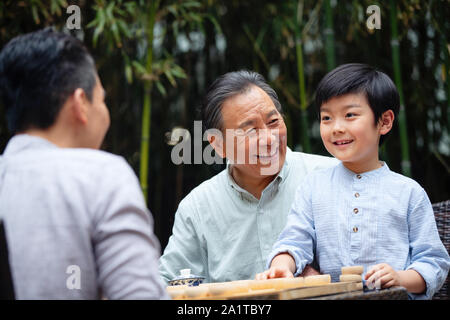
0 28 97 134
315 63 400 145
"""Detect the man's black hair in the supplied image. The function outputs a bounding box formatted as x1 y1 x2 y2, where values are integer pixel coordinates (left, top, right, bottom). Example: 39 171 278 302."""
0 27 97 134
201 70 283 131
315 63 400 145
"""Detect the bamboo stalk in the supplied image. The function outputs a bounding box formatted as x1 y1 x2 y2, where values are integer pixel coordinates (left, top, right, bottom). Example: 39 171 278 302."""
140 0 160 202
324 0 336 71
389 0 411 177
296 0 311 153
442 36 450 131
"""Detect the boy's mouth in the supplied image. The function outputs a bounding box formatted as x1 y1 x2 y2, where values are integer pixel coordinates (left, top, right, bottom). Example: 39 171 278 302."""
333 139 354 146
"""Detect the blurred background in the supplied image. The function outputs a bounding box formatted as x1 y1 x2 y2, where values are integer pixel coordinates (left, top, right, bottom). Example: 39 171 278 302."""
0 0 449 250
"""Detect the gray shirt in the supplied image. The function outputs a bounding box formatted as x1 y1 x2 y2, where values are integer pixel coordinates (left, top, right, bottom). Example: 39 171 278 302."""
159 147 338 283
0 134 169 299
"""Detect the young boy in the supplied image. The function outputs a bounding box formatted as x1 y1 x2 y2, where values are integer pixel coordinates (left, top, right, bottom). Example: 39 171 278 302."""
256 63 450 299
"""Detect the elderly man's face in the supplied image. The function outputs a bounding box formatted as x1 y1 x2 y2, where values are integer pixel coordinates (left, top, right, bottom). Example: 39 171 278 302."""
219 85 287 177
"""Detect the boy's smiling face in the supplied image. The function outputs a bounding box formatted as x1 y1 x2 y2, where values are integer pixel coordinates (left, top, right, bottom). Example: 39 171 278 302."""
319 93 394 173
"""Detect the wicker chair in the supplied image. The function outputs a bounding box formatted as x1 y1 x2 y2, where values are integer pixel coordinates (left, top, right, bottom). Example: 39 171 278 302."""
0 220 15 299
432 200 450 300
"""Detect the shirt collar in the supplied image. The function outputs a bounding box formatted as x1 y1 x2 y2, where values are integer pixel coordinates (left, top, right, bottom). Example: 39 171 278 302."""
2 134 58 156
225 146 292 200
338 160 390 180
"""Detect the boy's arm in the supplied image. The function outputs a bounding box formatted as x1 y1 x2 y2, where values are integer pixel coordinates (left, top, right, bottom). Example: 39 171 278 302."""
405 188 450 299
264 175 316 277
397 270 426 293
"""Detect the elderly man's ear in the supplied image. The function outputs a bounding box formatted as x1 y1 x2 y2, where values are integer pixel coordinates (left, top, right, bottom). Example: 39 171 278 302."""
70 88 90 125
207 131 225 158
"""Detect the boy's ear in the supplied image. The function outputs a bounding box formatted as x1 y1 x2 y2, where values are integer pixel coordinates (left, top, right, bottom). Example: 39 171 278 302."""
71 88 89 125
379 109 395 136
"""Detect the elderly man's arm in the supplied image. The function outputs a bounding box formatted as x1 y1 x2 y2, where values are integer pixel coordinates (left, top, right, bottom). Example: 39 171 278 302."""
159 198 207 284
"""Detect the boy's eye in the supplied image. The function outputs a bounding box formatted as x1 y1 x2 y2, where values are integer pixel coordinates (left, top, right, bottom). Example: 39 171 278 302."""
321 115 330 121
346 113 357 118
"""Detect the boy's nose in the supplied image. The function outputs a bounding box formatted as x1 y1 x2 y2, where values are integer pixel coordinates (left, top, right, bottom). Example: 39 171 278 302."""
332 120 345 134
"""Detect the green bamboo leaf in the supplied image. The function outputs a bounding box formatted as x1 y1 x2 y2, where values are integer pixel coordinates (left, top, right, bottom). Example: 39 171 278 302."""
167 5 178 17
164 69 177 87
125 64 133 84
111 22 121 46
50 0 57 15
206 15 222 35
155 81 167 96
106 1 115 21
132 61 147 75
181 1 201 8
117 19 131 38
31 5 40 24
171 65 187 79
91 13 106 47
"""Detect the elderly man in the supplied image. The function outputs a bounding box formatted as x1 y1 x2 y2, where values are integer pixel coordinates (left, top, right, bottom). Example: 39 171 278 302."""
0 28 168 299
159 70 338 283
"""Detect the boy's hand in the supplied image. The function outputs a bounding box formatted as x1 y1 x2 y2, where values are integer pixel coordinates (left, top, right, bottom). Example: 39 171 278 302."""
255 267 294 280
255 252 296 280
364 263 400 289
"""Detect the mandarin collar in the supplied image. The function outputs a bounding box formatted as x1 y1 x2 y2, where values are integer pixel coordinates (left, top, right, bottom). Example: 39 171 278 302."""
338 160 389 181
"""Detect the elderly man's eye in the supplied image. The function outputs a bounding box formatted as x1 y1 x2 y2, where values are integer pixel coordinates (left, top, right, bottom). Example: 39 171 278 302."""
268 118 279 125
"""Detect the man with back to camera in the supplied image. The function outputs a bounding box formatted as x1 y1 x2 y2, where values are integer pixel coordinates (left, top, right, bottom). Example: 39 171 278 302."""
159 70 338 283
0 28 168 299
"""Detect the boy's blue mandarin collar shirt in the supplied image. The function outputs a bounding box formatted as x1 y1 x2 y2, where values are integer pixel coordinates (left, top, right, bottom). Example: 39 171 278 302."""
269 161 450 300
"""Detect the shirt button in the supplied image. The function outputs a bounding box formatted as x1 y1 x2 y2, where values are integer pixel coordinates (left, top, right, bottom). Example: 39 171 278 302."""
353 208 359 214
353 226 358 233
354 192 360 198
356 174 362 179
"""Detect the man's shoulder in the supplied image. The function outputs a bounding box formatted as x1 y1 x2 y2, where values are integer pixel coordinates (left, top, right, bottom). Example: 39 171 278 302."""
288 149 338 172
181 168 227 203
61 148 128 168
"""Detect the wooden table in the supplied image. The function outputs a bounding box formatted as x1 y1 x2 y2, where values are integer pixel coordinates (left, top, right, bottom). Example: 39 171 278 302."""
309 286 408 300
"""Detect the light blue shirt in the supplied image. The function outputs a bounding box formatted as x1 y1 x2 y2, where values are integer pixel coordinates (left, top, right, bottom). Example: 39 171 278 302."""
268 162 450 299
159 148 338 283
0 134 169 299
